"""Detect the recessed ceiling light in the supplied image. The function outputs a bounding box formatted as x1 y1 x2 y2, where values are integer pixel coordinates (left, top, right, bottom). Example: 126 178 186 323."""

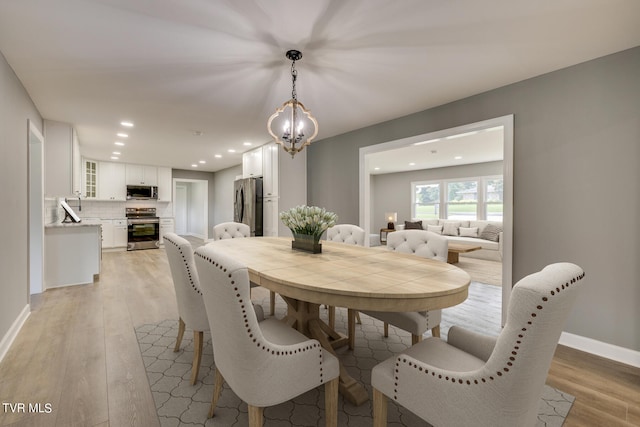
409 162 416 166
191 164 198 168
199 160 206 164
120 121 134 127
228 149 236 153
454 156 463 160
192 130 204 136
374 167 380 170
115 141 125 146
117 133 128 138
111 156 119 160
413 138 441 146
112 151 121 155
243 142 252 146
445 131 478 140
214 154 222 158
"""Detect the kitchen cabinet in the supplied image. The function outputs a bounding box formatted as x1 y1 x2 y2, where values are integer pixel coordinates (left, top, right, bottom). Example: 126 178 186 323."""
44 224 101 289
157 167 172 202
100 220 114 248
263 197 279 237
83 159 98 198
98 161 126 200
44 120 81 197
262 143 279 197
126 164 157 186
113 219 128 248
242 146 263 178
159 218 175 244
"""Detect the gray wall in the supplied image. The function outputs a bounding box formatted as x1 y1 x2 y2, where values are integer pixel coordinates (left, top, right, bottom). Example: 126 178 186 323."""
308 46 640 351
372 161 503 232
0 51 42 341
212 164 242 227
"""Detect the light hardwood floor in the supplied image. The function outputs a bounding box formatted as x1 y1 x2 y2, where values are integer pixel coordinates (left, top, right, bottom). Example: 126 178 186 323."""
0 244 638 426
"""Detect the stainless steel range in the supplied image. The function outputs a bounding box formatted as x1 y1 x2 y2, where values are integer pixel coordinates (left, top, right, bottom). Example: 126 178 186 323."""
126 207 160 251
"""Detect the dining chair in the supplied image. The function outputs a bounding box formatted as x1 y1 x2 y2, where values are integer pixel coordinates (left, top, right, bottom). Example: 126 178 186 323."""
371 262 585 427
163 233 209 385
212 221 276 316
325 224 365 340
194 244 340 427
361 230 448 345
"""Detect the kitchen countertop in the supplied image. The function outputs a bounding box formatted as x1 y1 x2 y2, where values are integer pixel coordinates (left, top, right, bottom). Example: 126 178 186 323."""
45 221 101 228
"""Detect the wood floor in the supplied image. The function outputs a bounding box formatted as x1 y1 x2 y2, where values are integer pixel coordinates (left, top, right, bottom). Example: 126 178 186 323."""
0 243 638 426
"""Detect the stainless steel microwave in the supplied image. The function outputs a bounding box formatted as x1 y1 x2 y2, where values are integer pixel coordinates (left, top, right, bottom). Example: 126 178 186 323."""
126 185 158 200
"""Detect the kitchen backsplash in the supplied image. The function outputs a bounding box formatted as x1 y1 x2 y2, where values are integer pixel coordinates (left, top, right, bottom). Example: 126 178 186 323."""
45 198 173 224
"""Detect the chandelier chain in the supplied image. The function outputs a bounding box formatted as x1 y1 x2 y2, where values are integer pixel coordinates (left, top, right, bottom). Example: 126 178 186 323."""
291 60 297 101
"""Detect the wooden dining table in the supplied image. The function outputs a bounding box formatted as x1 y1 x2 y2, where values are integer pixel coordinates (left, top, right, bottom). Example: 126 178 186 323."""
205 237 471 406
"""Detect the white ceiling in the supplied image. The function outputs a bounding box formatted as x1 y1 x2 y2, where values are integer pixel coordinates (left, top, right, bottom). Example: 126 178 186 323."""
1 0 639 172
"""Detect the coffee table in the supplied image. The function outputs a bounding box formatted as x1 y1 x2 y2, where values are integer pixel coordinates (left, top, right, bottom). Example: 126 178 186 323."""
447 242 482 264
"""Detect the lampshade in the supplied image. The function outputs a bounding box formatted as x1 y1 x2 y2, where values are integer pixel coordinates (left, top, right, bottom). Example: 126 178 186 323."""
385 212 397 229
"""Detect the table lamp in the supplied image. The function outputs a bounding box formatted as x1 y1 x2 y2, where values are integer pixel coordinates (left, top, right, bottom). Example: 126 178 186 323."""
385 212 397 230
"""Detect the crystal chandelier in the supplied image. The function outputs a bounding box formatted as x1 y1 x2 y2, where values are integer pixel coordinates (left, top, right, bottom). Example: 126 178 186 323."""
267 50 318 158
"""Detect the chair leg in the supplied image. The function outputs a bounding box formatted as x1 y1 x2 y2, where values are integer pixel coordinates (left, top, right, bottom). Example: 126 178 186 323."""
248 404 264 427
269 291 276 316
383 322 389 337
355 311 362 324
411 333 422 345
190 330 203 385
208 369 225 418
174 317 185 352
328 306 336 329
347 309 356 350
373 388 388 427
325 377 339 427
431 325 441 338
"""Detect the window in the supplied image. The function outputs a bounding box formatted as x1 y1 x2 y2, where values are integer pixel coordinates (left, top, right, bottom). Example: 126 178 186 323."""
446 180 478 220
485 177 503 221
413 183 440 220
411 175 502 222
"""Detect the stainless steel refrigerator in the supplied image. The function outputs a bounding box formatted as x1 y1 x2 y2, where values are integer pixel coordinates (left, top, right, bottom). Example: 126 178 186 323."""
233 177 263 236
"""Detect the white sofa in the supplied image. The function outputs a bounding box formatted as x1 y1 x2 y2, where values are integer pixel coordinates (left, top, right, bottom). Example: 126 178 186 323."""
397 219 503 262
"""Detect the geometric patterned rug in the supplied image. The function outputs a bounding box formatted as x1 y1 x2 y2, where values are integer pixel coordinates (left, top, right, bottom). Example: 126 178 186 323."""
136 283 575 427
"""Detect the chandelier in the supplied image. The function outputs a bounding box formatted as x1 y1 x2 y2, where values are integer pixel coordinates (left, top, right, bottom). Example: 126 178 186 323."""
267 50 318 158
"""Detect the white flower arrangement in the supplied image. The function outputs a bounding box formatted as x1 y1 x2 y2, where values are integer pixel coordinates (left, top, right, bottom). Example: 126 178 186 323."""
279 205 338 239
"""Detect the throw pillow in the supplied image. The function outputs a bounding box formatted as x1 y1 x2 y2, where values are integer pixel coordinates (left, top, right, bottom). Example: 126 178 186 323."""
442 221 461 236
480 223 503 242
404 220 423 230
427 224 443 235
459 227 479 238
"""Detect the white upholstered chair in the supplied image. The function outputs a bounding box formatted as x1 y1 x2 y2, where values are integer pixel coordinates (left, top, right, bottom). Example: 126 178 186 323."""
212 221 251 240
212 221 276 315
325 224 365 339
372 262 585 427
163 233 209 385
362 230 448 344
194 245 340 427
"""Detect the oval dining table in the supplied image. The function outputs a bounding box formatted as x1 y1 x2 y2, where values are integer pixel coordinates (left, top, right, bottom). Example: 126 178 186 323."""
205 236 470 406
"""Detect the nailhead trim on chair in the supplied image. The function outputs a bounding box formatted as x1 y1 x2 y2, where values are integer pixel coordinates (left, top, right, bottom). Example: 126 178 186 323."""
165 235 202 295
392 271 585 400
195 251 328 383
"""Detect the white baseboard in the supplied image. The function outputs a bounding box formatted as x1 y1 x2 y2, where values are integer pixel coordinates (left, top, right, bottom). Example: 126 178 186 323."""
0 304 30 363
560 331 640 368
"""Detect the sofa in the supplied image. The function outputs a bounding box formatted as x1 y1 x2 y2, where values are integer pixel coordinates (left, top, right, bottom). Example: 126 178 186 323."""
396 219 503 262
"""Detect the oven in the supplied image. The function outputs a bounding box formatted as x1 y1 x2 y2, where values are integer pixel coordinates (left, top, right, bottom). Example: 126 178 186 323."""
126 207 160 251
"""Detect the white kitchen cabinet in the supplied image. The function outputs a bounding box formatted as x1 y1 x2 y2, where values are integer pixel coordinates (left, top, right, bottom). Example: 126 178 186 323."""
83 159 98 199
113 219 128 248
44 120 81 197
262 143 279 197
157 167 172 202
44 224 101 288
159 218 175 244
126 164 157 186
99 220 114 248
263 197 279 237
242 146 263 178
98 161 126 200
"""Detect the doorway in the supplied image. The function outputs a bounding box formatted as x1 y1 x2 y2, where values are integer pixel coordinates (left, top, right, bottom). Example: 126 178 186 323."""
172 178 208 240
359 115 513 325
